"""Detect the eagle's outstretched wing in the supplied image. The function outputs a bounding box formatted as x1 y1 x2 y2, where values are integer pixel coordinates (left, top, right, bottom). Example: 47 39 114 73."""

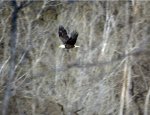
58 26 69 44
67 31 78 45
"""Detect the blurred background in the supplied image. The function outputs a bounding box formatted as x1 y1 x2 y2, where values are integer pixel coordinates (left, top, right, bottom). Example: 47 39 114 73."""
0 1 150 115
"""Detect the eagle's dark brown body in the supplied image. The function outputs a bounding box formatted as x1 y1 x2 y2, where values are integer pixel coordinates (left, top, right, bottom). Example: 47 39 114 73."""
65 44 75 49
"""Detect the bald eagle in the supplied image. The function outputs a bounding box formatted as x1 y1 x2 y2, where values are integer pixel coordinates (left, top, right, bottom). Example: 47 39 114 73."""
58 25 79 49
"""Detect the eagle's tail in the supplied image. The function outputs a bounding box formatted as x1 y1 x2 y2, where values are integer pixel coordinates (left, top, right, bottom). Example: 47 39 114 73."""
59 44 65 48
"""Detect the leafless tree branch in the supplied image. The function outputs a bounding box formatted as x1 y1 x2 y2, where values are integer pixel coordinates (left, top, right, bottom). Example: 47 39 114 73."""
2 1 32 115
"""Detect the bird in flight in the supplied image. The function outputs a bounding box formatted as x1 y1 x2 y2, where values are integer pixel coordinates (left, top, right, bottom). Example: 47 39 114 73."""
58 25 79 49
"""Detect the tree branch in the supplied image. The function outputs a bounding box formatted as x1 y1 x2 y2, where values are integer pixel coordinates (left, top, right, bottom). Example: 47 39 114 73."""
2 1 18 115
17 1 33 10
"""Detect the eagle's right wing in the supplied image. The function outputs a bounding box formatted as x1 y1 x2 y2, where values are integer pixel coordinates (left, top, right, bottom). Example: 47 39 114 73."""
58 26 69 44
67 31 78 45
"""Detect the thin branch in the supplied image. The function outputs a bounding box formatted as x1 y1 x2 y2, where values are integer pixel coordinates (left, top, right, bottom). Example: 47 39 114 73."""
18 1 33 10
0 57 10 75
144 88 150 115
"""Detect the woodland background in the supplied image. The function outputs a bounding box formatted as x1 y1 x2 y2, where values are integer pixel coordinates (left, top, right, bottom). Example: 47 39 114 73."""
0 1 150 115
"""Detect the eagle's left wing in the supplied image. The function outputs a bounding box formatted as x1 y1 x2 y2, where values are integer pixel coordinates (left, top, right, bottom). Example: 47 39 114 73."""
58 26 69 44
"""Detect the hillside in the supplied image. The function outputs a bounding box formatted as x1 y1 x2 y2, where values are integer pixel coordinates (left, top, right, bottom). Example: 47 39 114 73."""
0 1 150 115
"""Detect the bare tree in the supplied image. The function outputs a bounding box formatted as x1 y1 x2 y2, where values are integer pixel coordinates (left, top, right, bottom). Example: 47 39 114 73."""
2 1 32 115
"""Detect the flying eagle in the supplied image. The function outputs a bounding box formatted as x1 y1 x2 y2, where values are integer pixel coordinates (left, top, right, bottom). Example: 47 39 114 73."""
58 25 79 49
